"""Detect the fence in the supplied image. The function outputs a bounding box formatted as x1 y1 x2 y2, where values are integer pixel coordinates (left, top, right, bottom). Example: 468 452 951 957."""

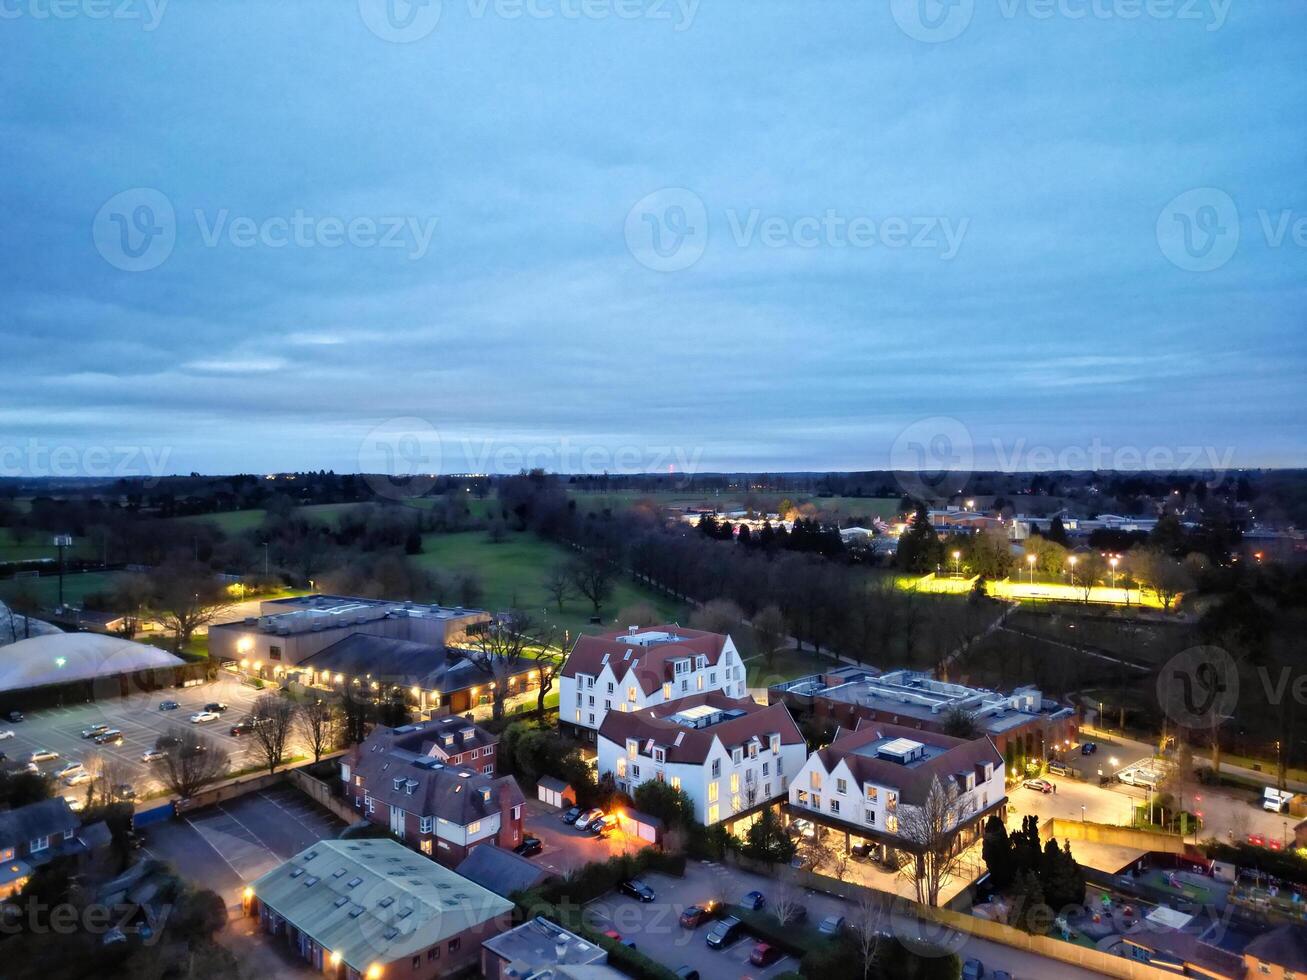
288 768 362 826
1042 817 1187 856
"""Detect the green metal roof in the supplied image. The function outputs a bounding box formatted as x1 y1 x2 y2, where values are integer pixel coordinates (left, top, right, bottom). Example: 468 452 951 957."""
251 838 513 971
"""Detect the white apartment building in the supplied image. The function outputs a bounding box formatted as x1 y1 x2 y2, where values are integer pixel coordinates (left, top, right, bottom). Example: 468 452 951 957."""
559 625 747 741
788 720 1005 866
595 692 808 828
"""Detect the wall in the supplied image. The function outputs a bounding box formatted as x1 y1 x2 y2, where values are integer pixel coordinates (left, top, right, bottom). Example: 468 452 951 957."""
288 768 361 825
1043 818 1186 855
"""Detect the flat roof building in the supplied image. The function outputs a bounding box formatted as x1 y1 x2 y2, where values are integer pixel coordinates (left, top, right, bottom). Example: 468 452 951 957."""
481 917 617 980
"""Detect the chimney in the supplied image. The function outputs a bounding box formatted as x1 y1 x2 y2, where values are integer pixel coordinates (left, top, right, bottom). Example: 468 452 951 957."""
498 782 519 845
555 937 569 963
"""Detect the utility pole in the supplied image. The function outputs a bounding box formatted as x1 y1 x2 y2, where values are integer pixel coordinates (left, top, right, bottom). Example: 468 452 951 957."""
53 534 72 608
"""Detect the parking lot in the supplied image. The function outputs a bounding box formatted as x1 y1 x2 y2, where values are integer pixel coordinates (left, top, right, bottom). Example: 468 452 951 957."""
142 783 345 902
524 799 650 876
0 675 279 803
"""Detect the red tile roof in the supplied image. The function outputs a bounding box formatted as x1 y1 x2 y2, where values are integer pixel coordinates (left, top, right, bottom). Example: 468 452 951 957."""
811 718 1002 807
597 691 803 765
561 624 729 695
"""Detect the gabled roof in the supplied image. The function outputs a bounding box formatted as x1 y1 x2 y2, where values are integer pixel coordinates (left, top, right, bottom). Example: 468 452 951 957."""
1246 925 1307 972
252 838 512 971
346 726 523 825
0 797 76 849
561 624 729 695
597 691 803 765
811 719 1002 807
454 844 551 898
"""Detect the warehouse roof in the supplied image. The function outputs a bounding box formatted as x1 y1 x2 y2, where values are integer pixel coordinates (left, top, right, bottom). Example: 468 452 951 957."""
252 839 512 971
0 633 183 693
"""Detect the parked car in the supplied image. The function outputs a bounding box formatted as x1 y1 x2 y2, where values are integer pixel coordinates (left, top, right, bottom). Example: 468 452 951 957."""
679 905 710 928
1047 761 1072 776
28 749 59 763
63 770 92 786
229 718 269 736
574 808 603 828
740 890 766 911
0 730 13 741
789 818 815 838
601 929 635 949
204 702 229 714
54 761 85 778
142 749 166 763
705 916 742 949
158 700 179 711
674 969 699 980
1081 741 1097 755
63 796 85 812
991 971 1011 980
156 734 182 750
95 730 124 746
514 836 542 857
750 942 782 967
5 711 23 723
113 784 137 801
190 711 219 724
849 841 875 858
1024 778 1053 794
961 958 984 980
619 879 656 903
817 915 845 936
81 724 110 739
561 806 582 824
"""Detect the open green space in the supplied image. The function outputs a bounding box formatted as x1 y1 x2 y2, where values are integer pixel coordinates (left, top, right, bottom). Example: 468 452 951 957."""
1 570 128 608
172 509 269 533
0 527 98 564
412 529 687 640
744 646 848 688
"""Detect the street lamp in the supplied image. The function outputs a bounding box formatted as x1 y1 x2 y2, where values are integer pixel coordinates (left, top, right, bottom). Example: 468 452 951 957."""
1026 553 1036 584
1067 555 1077 583
1109 555 1119 590
952 550 961 577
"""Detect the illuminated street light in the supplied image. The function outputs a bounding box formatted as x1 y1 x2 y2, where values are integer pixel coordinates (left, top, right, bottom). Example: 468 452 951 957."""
1026 553 1036 584
952 550 961 577
1109 555 1119 589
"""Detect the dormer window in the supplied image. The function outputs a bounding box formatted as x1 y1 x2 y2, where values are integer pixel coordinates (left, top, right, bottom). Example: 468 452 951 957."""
626 739 638 759
770 734 781 754
393 777 404 791
695 655 706 670
653 747 666 764
731 748 743 765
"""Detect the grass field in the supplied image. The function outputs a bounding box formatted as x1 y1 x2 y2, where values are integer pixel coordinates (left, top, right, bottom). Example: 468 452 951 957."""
412 529 688 640
0 527 99 565
744 647 849 688
172 509 270 533
5 570 129 607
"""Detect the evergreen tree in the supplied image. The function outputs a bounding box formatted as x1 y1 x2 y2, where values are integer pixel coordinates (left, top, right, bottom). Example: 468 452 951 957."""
896 503 945 573
981 814 1014 890
1047 516 1069 547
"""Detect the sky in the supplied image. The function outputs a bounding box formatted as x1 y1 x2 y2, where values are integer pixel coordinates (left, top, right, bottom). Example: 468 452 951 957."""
1 0 1304 479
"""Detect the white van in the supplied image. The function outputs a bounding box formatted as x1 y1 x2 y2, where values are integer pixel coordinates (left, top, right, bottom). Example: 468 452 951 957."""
1263 787 1293 813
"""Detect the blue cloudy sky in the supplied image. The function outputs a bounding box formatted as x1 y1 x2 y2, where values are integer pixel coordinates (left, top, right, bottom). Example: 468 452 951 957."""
2 0 1304 478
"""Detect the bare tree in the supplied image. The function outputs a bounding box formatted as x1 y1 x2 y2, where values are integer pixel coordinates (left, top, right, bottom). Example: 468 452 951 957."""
896 775 977 907
850 891 887 980
771 882 804 927
159 725 230 799
91 755 135 806
799 825 836 875
295 697 341 763
690 598 744 637
464 611 555 722
751 604 788 671
568 551 614 617
249 694 298 775
147 559 236 653
542 563 575 613
613 601 659 630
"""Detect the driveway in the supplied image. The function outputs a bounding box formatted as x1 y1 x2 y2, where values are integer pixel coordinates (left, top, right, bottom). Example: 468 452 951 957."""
525 799 653 876
142 783 345 902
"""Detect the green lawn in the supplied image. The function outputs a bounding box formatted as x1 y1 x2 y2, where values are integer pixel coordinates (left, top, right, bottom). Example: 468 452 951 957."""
744 647 849 688
0 528 98 565
172 509 269 533
4 570 129 608
412 530 687 640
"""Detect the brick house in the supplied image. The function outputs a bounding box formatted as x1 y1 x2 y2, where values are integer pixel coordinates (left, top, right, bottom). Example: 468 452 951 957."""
342 722 526 866
0 797 84 897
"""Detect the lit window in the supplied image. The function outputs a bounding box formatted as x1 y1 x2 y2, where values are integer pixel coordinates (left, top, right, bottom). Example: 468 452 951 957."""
467 821 481 834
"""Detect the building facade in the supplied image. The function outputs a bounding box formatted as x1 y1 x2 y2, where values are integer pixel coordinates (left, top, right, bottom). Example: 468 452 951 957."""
341 721 525 866
594 691 807 829
787 720 1005 867
559 625 747 742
